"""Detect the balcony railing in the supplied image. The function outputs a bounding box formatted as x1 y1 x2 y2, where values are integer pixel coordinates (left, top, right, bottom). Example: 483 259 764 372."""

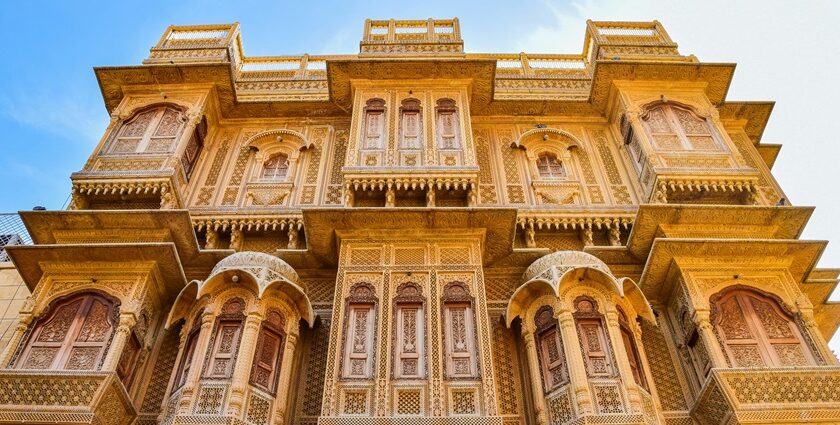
692 367 840 424
0 370 135 425
0 213 31 262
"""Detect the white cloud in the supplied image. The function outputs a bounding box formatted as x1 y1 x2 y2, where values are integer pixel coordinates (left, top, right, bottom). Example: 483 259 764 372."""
1 88 107 145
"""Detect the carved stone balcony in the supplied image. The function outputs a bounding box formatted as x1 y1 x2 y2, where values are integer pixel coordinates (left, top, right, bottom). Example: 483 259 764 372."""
691 367 840 424
0 370 135 425
646 170 762 205
70 157 189 210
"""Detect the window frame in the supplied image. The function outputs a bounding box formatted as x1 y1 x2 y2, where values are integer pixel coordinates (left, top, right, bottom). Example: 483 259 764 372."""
711 288 817 368
441 282 478 379
260 153 291 181
341 282 378 379
534 305 568 393
108 106 188 155
535 152 567 179
640 103 722 152
392 282 426 379
16 292 118 371
572 296 617 379
435 98 461 150
249 310 286 394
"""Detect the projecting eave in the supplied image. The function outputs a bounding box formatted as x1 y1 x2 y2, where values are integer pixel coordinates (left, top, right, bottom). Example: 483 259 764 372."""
626 204 814 259
638 238 826 302
803 268 840 340
4 243 187 298
302 208 517 268
589 60 736 113
95 64 347 118
718 101 775 144
18 209 230 280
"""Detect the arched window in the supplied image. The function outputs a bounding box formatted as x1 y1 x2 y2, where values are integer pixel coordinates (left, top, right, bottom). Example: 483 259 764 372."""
617 309 647 391
362 99 386 150
536 153 566 179
393 282 425 378
442 282 478 378
640 103 719 151
435 99 461 150
250 309 286 394
17 292 118 370
342 283 377 379
399 98 423 150
261 153 290 180
534 306 568 393
109 106 188 154
712 288 816 367
573 296 616 378
203 298 246 378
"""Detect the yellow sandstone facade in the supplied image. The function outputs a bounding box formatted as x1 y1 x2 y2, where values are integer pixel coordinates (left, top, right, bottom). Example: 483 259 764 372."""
0 18 838 425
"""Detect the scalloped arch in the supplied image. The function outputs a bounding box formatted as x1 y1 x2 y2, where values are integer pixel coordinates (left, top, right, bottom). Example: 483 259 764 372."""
245 128 313 152
511 127 582 150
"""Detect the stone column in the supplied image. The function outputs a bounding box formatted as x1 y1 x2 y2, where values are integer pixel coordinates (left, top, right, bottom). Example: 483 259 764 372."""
603 310 640 413
556 306 593 415
693 310 728 369
179 310 216 414
800 310 838 365
227 311 263 416
102 313 137 372
521 328 548 425
273 330 299 425
0 314 33 367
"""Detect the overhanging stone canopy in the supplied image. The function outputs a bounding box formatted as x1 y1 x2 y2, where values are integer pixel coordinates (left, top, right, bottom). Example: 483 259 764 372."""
168 251 314 327
506 250 654 325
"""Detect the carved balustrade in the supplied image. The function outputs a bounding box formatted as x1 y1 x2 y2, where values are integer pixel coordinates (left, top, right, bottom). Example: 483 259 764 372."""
692 367 840 424
0 370 135 425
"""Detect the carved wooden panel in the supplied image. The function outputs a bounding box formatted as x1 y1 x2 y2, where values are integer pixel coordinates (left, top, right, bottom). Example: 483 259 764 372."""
18 293 117 371
712 289 815 367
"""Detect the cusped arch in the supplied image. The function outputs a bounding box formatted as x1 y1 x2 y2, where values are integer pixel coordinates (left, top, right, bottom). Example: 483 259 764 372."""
246 128 313 152
506 251 624 327
511 127 582 151
166 251 315 328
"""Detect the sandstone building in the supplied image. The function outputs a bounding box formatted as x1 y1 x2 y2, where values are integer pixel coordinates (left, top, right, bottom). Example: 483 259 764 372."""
0 18 838 425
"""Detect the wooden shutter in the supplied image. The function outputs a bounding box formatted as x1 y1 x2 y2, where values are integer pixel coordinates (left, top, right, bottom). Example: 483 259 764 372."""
620 326 647 390
344 304 375 378
715 290 815 367
444 303 476 378
177 330 199 388
537 325 567 392
18 294 115 371
206 321 243 378
250 327 284 393
395 304 424 378
117 333 142 388
576 318 614 378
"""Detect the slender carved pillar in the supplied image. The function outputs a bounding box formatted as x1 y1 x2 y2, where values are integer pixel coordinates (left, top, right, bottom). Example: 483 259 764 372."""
0 314 33 368
273 330 299 425
556 307 593 415
603 310 641 413
800 309 839 365
102 313 137 372
179 310 216 414
227 311 263 416
522 328 548 425
693 310 728 369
